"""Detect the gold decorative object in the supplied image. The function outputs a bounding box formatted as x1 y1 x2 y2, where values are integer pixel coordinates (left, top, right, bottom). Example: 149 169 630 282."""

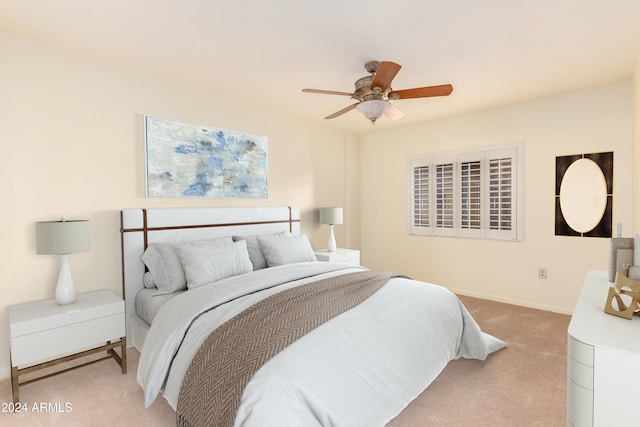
604 273 640 319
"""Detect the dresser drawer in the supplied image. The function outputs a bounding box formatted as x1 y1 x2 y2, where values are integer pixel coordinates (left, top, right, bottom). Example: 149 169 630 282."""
11 313 125 367
567 378 594 427
568 356 593 390
568 336 594 367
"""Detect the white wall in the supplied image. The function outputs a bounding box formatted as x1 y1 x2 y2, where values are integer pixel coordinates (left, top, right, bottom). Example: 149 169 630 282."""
0 31 350 379
359 81 633 313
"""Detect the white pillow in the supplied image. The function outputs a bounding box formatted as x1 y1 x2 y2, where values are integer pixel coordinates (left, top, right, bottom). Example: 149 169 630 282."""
258 234 317 267
176 240 253 289
143 272 156 289
233 231 291 270
141 237 233 295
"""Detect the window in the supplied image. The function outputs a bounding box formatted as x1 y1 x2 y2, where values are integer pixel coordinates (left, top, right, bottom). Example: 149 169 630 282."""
408 142 523 241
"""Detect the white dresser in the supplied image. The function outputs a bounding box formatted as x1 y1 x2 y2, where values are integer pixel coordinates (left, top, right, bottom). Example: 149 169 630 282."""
567 270 640 426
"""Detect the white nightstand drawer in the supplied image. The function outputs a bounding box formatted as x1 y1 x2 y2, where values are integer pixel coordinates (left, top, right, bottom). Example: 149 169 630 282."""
10 290 123 337
11 313 125 367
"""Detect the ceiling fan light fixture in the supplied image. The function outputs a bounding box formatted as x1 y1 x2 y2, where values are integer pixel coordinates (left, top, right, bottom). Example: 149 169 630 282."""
356 99 390 124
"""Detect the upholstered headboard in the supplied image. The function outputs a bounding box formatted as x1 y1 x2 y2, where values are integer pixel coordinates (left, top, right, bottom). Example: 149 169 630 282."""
120 206 300 345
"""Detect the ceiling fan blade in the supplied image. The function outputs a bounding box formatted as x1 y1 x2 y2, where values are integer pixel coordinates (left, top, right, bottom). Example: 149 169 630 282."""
370 61 401 92
389 84 453 99
384 103 404 121
325 103 358 119
303 88 355 97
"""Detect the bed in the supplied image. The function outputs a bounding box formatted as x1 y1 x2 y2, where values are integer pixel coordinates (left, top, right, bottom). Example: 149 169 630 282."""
121 206 505 427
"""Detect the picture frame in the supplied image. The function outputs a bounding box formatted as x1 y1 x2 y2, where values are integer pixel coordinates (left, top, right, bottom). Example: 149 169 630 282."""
555 151 612 237
144 116 268 198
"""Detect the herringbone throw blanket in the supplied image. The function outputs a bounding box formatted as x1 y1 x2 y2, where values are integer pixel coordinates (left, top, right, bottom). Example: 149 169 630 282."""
176 270 393 427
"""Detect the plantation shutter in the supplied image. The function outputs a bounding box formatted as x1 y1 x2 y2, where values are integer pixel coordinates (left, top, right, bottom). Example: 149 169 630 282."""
435 163 454 229
485 146 519 240
489 157 512 231
461 160 482 230
412 165 430 228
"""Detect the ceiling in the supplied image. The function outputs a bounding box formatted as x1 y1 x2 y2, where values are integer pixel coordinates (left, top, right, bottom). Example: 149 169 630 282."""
2 1 640 134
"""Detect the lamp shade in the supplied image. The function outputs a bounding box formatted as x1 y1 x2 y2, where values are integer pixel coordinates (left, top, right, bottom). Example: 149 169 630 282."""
356 99 390 123
319 207 343 225
36 220 91 255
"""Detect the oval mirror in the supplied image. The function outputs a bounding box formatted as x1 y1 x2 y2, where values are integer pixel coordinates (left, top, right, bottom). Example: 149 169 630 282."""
559 158 607 233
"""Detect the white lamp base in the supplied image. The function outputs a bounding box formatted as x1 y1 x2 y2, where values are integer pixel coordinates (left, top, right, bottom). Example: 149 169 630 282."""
327 224 337 252
55 254 77 305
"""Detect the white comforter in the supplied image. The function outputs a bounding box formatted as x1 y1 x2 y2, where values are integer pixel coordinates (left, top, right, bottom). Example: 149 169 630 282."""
138 262 505 426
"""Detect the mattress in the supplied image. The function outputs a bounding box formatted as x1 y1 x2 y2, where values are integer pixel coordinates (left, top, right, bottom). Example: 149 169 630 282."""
135 288 184 325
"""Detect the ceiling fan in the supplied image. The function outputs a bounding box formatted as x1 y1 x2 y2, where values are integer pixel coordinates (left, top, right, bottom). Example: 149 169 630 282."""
303 60 453 124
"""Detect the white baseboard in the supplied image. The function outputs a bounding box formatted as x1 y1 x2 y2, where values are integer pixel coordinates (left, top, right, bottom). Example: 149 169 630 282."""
450 287 574 316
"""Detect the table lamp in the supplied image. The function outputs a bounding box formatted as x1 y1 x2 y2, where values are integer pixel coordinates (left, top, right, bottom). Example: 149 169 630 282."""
36 219 91 305
319 207 343 252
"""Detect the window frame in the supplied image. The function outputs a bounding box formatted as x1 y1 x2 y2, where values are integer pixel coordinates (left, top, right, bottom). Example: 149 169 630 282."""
407 141 524 241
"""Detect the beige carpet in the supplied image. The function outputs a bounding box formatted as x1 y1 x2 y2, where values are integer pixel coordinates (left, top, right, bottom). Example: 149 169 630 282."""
387 295 570 426
0 295 569 427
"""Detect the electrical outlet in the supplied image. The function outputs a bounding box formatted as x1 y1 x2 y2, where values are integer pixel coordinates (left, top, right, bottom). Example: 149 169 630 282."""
538 267 548 280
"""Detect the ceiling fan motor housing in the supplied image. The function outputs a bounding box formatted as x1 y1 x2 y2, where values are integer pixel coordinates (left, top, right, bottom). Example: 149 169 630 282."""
354 75 384 101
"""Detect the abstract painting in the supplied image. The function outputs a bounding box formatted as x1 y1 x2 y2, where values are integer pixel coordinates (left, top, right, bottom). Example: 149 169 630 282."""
145 116 268 198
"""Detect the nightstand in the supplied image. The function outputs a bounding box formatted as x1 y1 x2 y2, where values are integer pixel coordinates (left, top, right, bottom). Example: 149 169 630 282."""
8 289 126 403
314 248 360 266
